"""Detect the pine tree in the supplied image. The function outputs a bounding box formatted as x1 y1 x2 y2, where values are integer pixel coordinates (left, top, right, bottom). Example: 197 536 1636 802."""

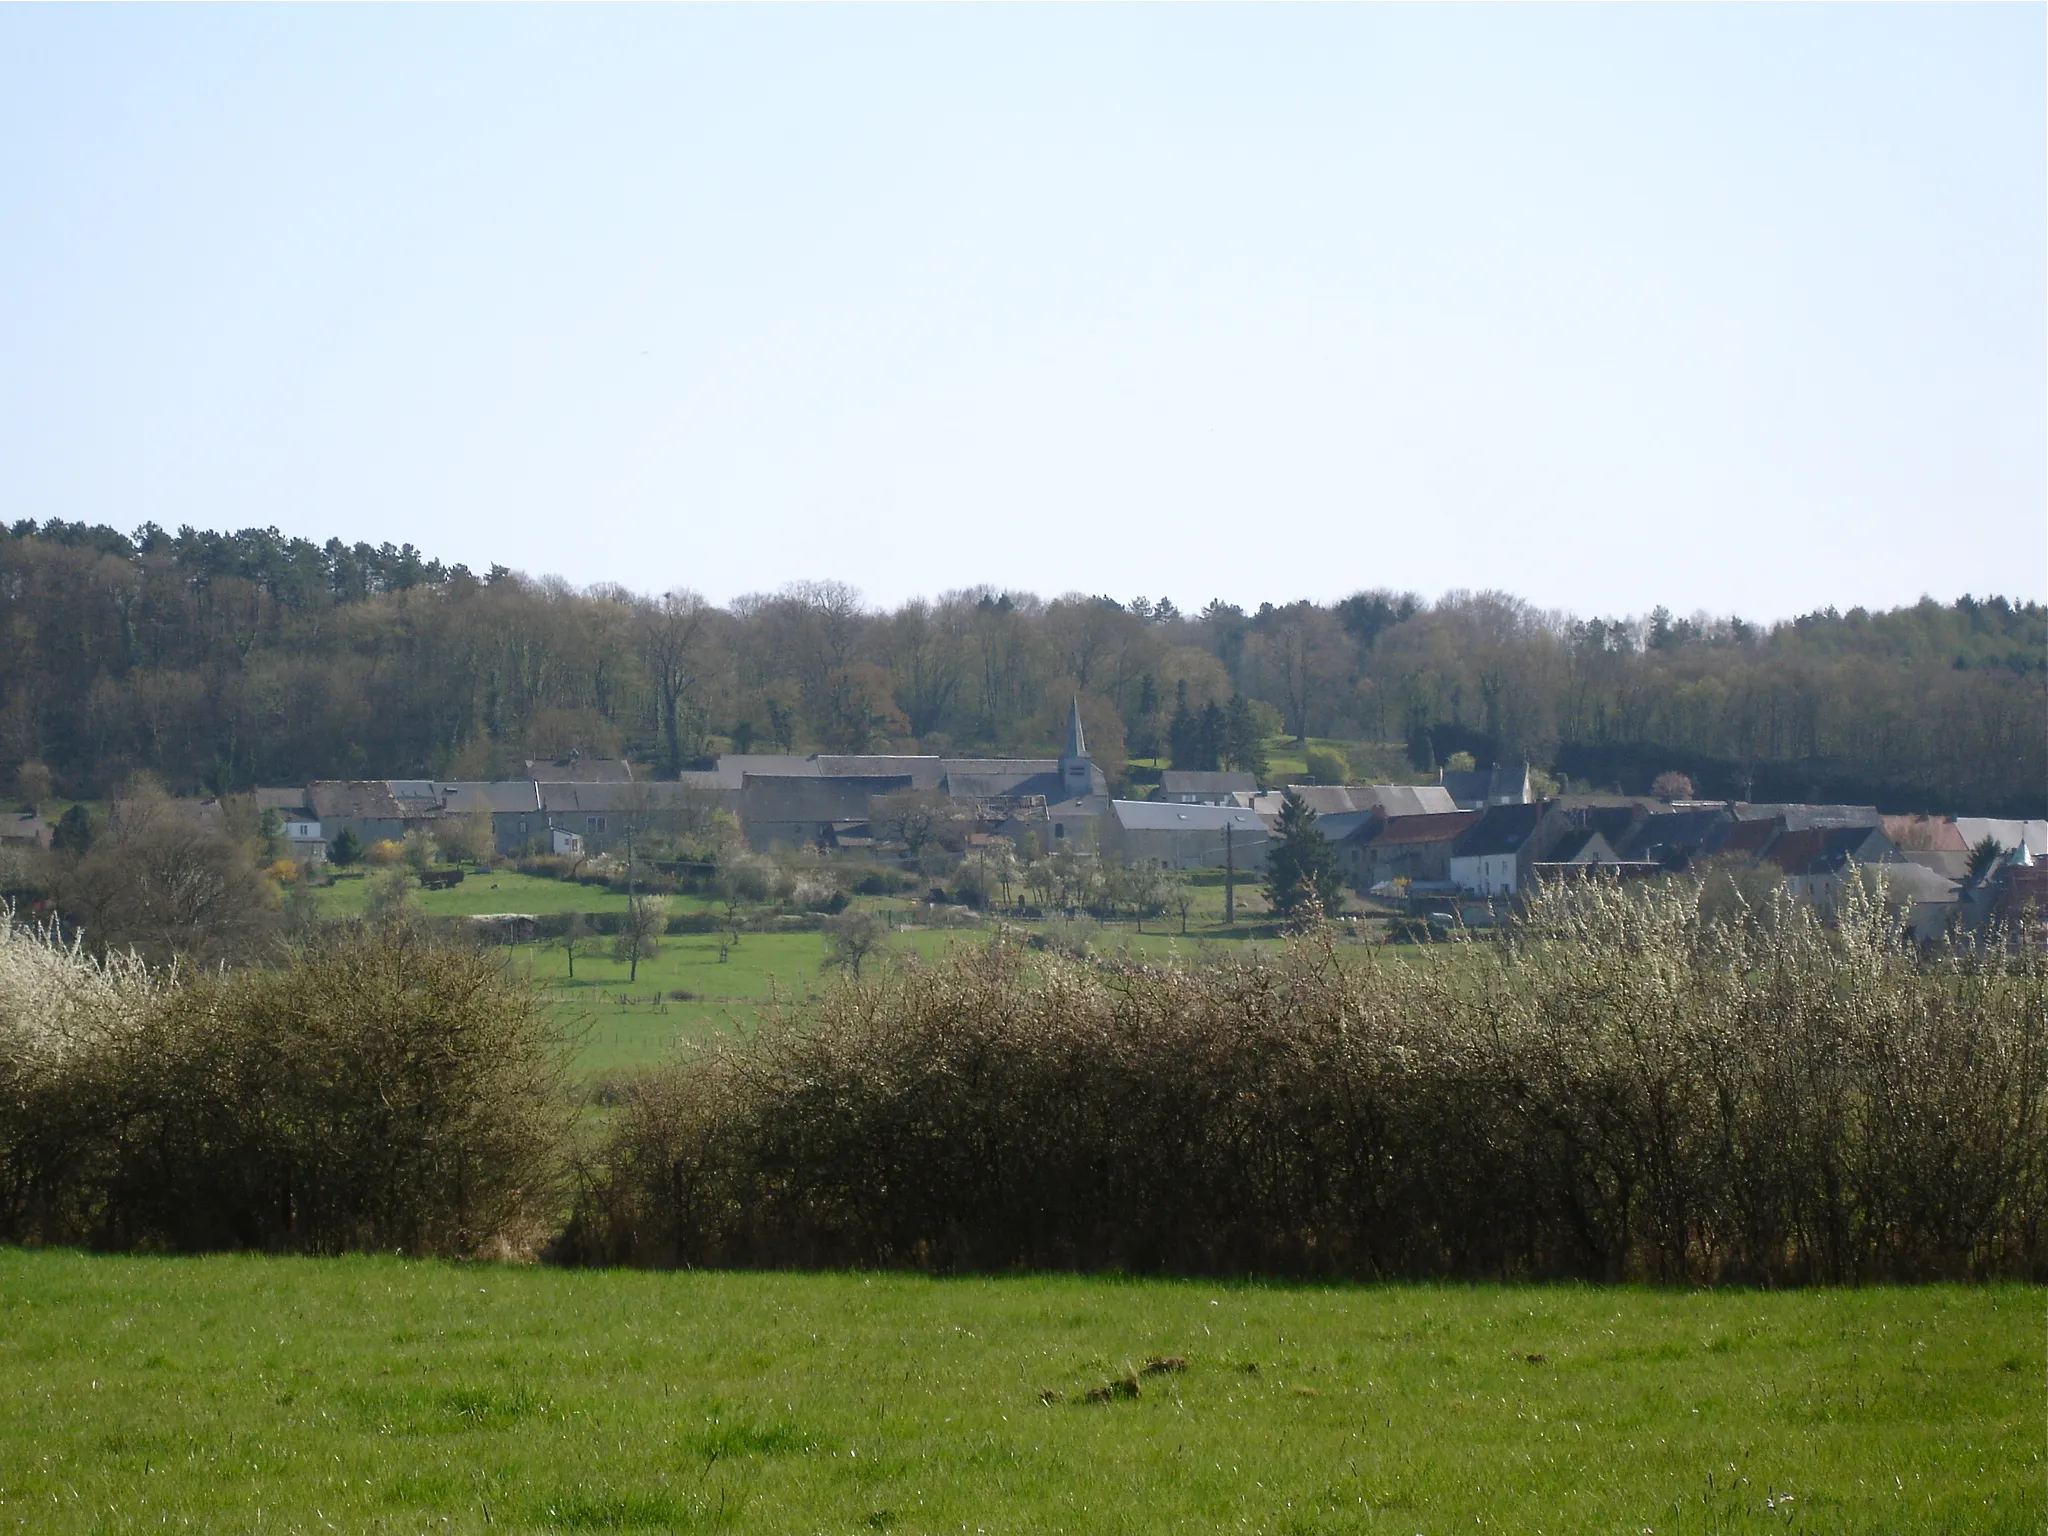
1263 789 1343 923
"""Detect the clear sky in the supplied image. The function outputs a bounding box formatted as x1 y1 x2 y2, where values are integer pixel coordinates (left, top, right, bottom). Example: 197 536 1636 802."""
2 5 2041 620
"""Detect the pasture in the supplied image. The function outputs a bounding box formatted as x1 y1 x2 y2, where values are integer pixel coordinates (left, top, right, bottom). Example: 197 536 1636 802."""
0 1250 2036 1533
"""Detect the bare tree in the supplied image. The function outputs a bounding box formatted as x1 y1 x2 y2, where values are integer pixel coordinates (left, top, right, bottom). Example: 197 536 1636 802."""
637 590 711 777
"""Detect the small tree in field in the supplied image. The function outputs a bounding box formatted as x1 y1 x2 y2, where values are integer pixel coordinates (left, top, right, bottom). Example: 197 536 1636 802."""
611 895 668 983
560 911 592 980
820 908 890 980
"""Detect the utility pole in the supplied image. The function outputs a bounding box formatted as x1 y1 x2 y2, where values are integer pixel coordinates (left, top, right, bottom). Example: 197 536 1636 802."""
1224 821 1235 926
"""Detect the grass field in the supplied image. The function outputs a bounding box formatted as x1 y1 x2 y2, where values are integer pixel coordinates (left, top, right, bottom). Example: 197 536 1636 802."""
0 1251 2036 1534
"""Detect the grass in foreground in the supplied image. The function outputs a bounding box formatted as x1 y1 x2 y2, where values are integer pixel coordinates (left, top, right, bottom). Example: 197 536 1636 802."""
0 1251 2037 1534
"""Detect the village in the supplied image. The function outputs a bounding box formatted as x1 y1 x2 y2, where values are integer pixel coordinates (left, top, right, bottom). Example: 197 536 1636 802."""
14 696 2036 947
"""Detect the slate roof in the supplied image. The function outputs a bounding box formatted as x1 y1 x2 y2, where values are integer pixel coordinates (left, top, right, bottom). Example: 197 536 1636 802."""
0 812 50 844
1764 825 1892 877
1616 808 1733 867
1161 771 1259 796
1541 829 1614 864
537 782 712 814
736 775 915 825
1110 801 1270 834
438 781 542 814
524 756 633 783
309 781 418 821
1452 803 1546 859
1441 764 1532 808
1953 818 2048 857
1348 810 1482 848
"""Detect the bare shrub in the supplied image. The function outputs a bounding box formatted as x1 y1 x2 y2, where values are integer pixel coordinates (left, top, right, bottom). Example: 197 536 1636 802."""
562 880 2047 1283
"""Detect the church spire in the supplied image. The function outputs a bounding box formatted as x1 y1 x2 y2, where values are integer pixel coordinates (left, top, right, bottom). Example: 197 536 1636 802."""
1064 696 1087 760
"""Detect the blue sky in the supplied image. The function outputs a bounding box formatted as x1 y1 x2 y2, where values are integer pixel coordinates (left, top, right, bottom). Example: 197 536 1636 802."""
2 5 2041 618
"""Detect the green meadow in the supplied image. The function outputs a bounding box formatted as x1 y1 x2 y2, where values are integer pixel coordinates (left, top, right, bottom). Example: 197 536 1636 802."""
0 1250 2037 1534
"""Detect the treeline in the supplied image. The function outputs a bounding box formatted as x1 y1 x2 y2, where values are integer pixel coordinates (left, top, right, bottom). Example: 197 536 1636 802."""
2 519 2041 813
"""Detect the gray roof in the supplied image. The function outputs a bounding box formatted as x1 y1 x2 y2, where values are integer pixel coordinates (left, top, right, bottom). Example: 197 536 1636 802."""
538 781 712 814
1349 784 1459 817
1953 818 2048 857
1452 803 1545 859
438 780 542 814
0 812 50 842
1539 829 1617 864
1257 784 1458 818
1111 800 1270 834
1441 764 1533 808
1615 808 1733 866
386 779 441 802
309 781 419 821
524 756 633 783
812 755 947 788
737 774 913 825
1734 803 1881 830
1161 771 1259 795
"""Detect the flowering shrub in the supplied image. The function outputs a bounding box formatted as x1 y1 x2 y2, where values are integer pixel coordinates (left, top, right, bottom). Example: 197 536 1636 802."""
562 880 2047 1283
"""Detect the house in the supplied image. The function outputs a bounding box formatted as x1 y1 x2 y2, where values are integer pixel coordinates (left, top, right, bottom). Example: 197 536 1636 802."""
524 753 633 783
1764 824 1899 912
1340 810 1482 894
437 780 546 856
1441 763 1533 810
308 781 437 852
536 781 708 855
1448 802 1547 896
0 812 51 849
1882 815 1967 853
1160 770 1259 805
281 815 327 864
737 774 914 851
550 829 585 859
1100 800 1271 871
1613 807 1736 871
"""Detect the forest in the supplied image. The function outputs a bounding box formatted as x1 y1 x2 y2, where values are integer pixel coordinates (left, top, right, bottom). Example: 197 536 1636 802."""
1 518 2042 814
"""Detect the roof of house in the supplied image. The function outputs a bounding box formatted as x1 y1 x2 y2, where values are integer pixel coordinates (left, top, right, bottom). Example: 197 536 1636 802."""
1160 770 1259 795
1541 828 1617 864
537 781 713 815
1953 818 2048 857
736 775 915 825
1110 800 1270 834
438 781 542 814
1350 783 1460 817
812 756 948 788
1900 848 1973 881
943 770 1066 801
1615 807 1733 866
1452 803 1546 859
251 786 312 814
1719 819 1781 858
1765 824 1892 877
0 812 50 842
309 781 419 821
1882 815 1969 853
1734 803 1881 830
1441 764 1532 807
1348 810 1482 847
524 756 633 783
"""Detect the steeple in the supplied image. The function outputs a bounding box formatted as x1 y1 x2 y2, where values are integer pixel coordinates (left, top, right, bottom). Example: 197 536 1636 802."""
1059 696 1095 800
